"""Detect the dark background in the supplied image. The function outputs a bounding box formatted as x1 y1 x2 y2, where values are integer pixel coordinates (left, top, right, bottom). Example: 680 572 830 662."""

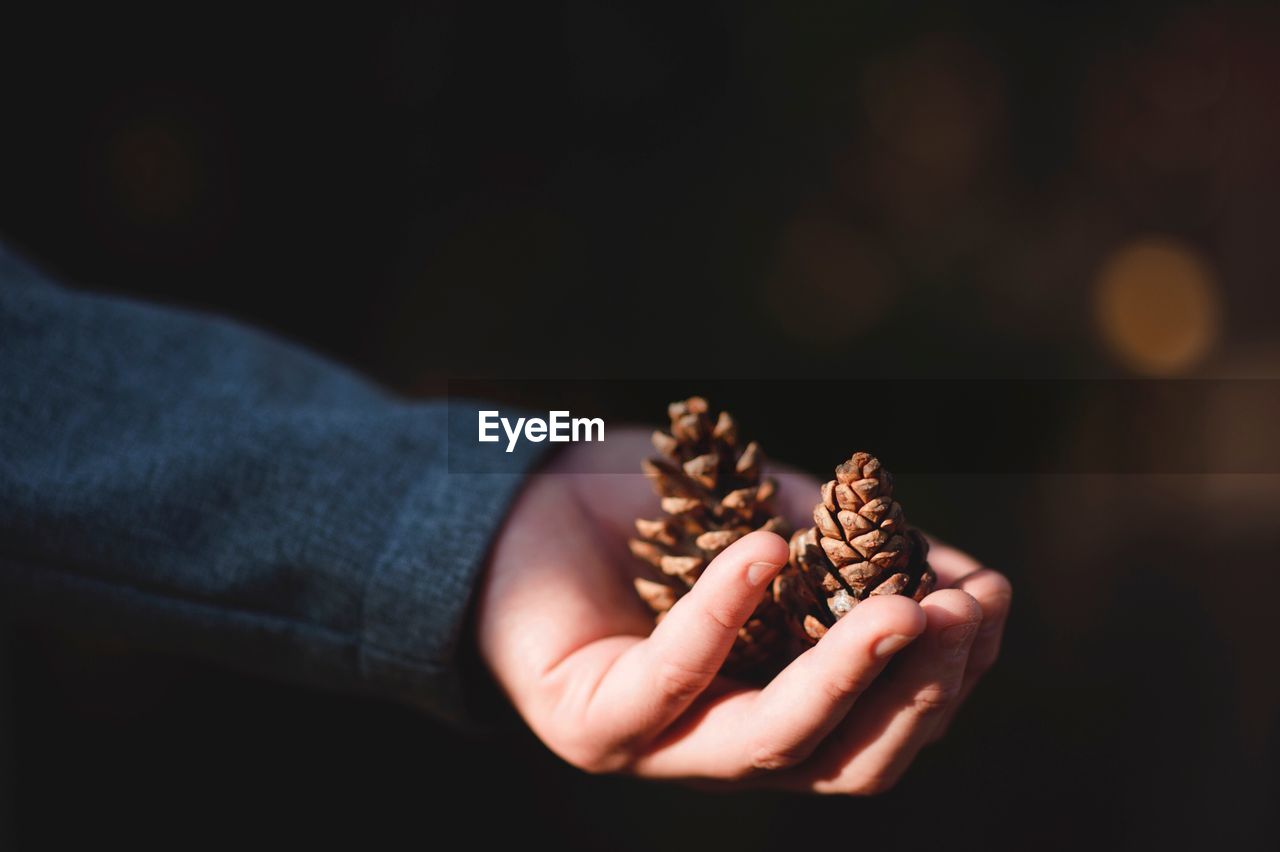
2 2 1278 849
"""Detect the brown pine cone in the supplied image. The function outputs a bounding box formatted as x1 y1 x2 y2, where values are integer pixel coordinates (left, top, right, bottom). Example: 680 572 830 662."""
774 452 936 643
630 397 789 672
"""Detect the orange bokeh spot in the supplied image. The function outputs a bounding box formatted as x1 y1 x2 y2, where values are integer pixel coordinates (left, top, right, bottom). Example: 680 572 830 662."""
1093 237 1222 375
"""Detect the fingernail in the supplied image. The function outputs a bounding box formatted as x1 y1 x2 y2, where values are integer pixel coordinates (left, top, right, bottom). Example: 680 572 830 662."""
746 561 781 587
940 622 978 653
873 634 915 658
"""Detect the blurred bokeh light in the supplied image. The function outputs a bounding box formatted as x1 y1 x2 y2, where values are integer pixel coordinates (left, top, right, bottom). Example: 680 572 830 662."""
1093 236 1222 375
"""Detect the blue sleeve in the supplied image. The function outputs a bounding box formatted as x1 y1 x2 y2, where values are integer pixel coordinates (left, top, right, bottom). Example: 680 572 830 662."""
0 243 546 724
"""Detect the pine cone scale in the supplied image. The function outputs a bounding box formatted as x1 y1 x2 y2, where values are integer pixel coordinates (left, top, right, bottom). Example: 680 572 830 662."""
630 398 790 673
773 452 936 643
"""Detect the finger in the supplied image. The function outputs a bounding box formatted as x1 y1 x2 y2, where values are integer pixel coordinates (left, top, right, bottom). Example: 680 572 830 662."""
771 470 824 532
586 530 788 748
741 595 926 772
929 568 1012 741
799 589 982 794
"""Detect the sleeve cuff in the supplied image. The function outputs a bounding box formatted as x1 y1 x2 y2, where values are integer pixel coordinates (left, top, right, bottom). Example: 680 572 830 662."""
358 405 551 725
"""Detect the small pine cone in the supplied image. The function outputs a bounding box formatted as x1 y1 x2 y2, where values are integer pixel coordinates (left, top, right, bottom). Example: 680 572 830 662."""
630 397 789 673
774 452 936 643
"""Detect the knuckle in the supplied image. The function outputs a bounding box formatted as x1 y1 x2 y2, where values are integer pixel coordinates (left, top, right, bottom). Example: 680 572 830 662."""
553 737 633 775
911 682 961 716
655 658 715 703
702 602 742 633
746 741 808 773
540 720 634 776
575 751 632 775
819 671 872 705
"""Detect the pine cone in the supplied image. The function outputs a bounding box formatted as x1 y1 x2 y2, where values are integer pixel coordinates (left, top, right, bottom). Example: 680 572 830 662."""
774 452 936 643
631 397 789 672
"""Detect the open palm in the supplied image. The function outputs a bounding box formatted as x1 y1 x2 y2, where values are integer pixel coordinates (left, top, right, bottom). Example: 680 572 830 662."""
475 429 1011 793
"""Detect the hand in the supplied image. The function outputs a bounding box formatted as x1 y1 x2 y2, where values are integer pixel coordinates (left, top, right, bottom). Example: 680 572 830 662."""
474 428 1012 793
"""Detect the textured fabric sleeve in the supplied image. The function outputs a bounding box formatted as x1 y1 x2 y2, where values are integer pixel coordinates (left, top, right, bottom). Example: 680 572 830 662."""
0 243 547 724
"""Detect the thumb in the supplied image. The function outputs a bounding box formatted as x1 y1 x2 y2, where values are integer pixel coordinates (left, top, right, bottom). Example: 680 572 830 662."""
587 531 789 746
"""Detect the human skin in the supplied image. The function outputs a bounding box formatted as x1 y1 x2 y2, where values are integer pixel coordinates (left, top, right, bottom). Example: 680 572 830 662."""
475 428 1012 793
